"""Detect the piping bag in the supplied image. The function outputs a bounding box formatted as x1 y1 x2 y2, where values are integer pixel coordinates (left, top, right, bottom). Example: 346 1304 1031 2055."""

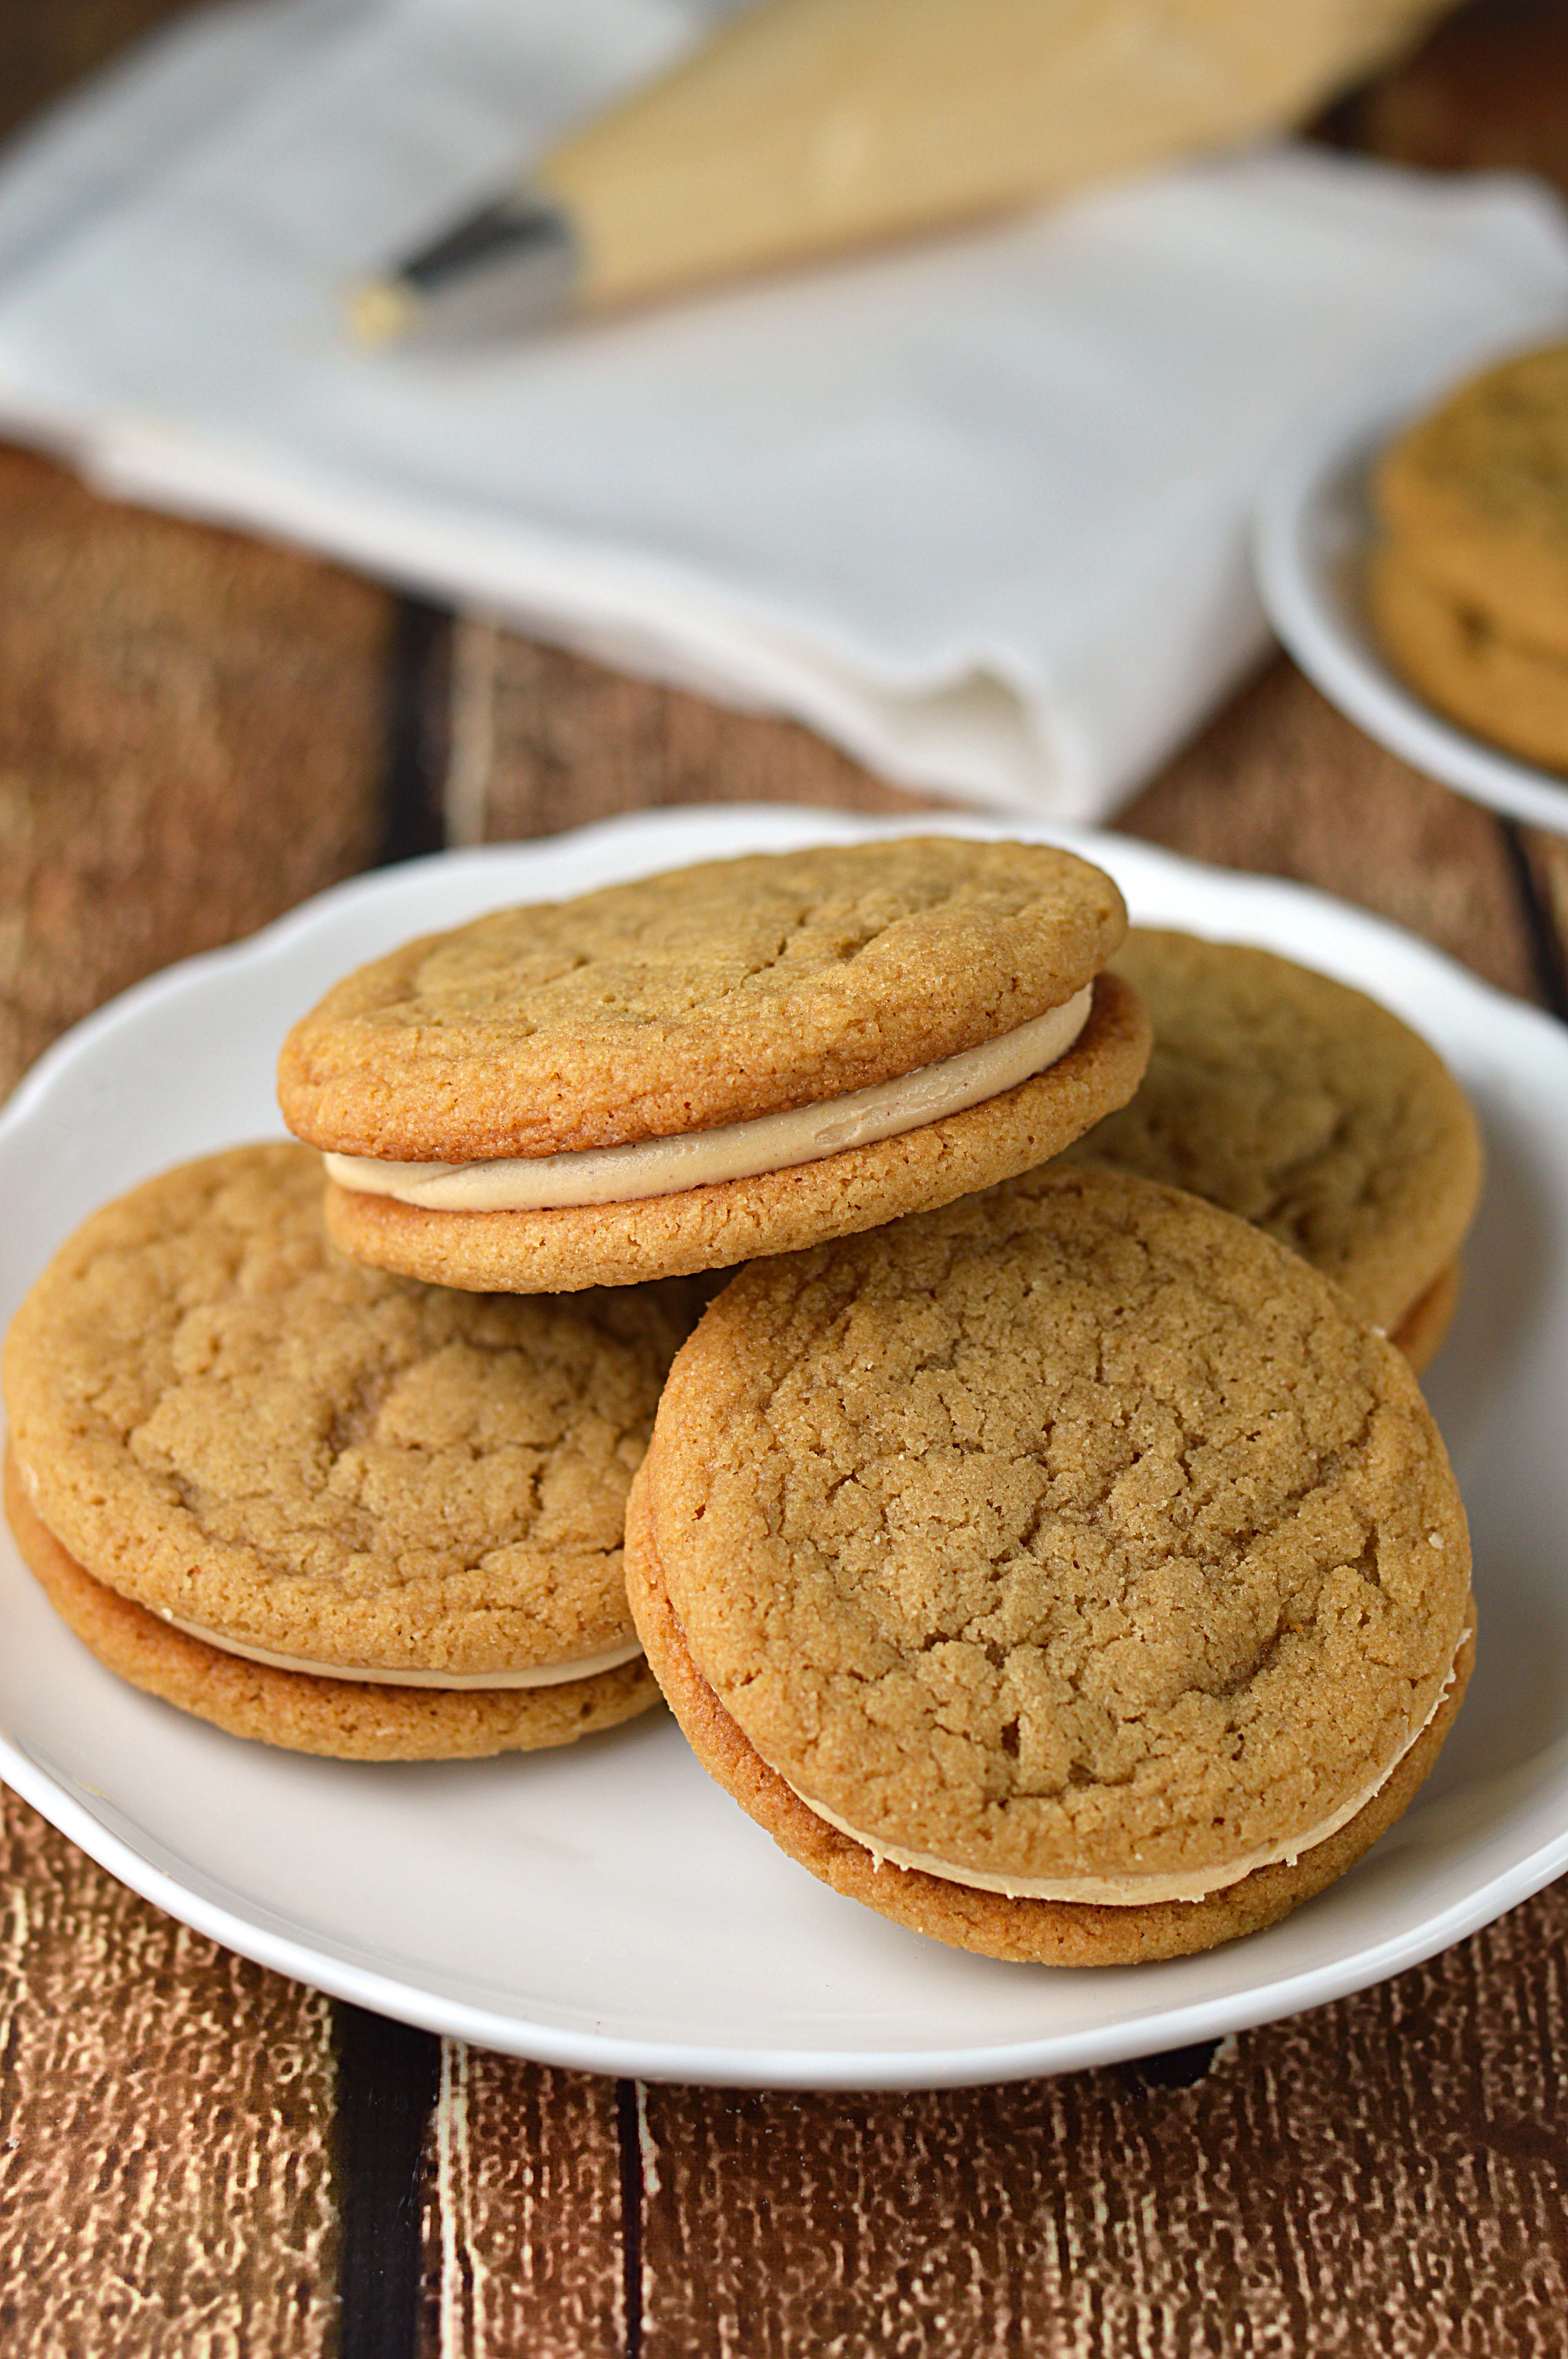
353 0 1456 343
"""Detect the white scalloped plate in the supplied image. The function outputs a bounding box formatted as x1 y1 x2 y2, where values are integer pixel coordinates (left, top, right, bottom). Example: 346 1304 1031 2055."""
4 806 1568 2088
1255 313 1568 831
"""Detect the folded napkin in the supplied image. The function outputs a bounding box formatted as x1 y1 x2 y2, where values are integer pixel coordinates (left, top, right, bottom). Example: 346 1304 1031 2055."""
2 0 1567 817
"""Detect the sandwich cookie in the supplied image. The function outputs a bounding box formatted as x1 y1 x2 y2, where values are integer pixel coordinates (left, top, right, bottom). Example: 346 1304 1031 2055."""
2 1143 690 1759
1374 340 1568 665
1060 930 1482 1370
279 838 1149 1292
626 1168 1472 1966
1367 540 1568 777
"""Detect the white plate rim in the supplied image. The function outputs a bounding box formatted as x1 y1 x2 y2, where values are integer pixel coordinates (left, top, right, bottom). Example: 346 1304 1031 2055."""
1254 309 1568 834
3 801 1568 2089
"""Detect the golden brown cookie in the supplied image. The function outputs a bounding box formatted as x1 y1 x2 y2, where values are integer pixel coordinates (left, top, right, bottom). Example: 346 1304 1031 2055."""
1375 341 1568 664
1061 929 1482 1341
282 840 1149 1292
629 1501 1472 1968
2 1143 689 1757
627 1167 1472 1965
1368 538 1568 776
323 971 1148 1293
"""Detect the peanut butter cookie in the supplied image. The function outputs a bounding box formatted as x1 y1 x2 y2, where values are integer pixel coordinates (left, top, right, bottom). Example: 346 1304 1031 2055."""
281 839 1149 1291
1063 929 1481 1359
627 1168 1472 1965
1368 538 1568 777
1375 340 1568 664
3 1143 690 1758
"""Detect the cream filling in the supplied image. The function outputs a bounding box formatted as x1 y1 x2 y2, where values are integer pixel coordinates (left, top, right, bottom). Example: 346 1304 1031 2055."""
780 1634 1468 1906
323 988 1094 1212
156 1608 643 1690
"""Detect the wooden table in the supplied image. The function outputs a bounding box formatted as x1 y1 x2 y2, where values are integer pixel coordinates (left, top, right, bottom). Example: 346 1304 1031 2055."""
4 6 1568 2353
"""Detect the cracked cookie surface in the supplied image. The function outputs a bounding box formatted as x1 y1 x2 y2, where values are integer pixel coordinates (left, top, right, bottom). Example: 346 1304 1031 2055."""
1060 930 1481 1333
3 1143 693 1677
278 838 1127 1161
632 1167 1470 1904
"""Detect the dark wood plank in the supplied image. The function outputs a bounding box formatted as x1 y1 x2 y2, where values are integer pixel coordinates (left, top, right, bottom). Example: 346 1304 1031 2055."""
633 1877 1568 2359
340 2008 443 2359
0 438 390 2346
0 1785 339 2357
0 445 394 1098
414 2050 624 2359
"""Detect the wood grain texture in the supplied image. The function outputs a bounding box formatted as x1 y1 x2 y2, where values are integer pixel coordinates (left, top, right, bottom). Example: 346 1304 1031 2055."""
0 1785 338 2359
0 445 393 1098
0 16 362 2359
415 2046 624 2359
633 1879 1568 2359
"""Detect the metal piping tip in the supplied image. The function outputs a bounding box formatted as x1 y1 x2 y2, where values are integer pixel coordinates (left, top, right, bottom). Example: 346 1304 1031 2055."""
348 192 580 348
349 280 418 348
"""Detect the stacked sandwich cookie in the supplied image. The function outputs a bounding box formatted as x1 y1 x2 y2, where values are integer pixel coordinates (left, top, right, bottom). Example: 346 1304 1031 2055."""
278 839 1149 1292
4 838 1151 1766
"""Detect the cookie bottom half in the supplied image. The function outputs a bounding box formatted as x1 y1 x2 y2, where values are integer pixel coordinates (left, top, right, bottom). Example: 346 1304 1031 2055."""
5 1452 660 1762
322 972 1150 1293
626 1498 1474 1968
1391 1260 1460 1377
1369 540 1568 776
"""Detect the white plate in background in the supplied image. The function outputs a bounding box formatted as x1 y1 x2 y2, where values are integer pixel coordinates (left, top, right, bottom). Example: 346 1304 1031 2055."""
3 804 1567 2088
1256 316 1568 833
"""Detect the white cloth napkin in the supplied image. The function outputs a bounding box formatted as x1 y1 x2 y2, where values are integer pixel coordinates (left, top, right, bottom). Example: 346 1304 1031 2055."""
3 0 1568 818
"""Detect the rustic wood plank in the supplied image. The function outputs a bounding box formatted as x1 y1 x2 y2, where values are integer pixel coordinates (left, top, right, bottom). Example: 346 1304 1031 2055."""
632 1878 1568 2359
0 445 394 1099
0 1785 339 2358
414 2047 624 2359
1117 656 1543 1000
0 9 386 2357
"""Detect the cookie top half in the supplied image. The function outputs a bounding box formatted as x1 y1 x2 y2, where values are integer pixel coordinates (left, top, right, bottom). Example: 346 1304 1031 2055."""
638 1167 1470 1896
1375 340 1568 659
278 839 1126 1161
1062 930 1482 1332
3 1144 693 1677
